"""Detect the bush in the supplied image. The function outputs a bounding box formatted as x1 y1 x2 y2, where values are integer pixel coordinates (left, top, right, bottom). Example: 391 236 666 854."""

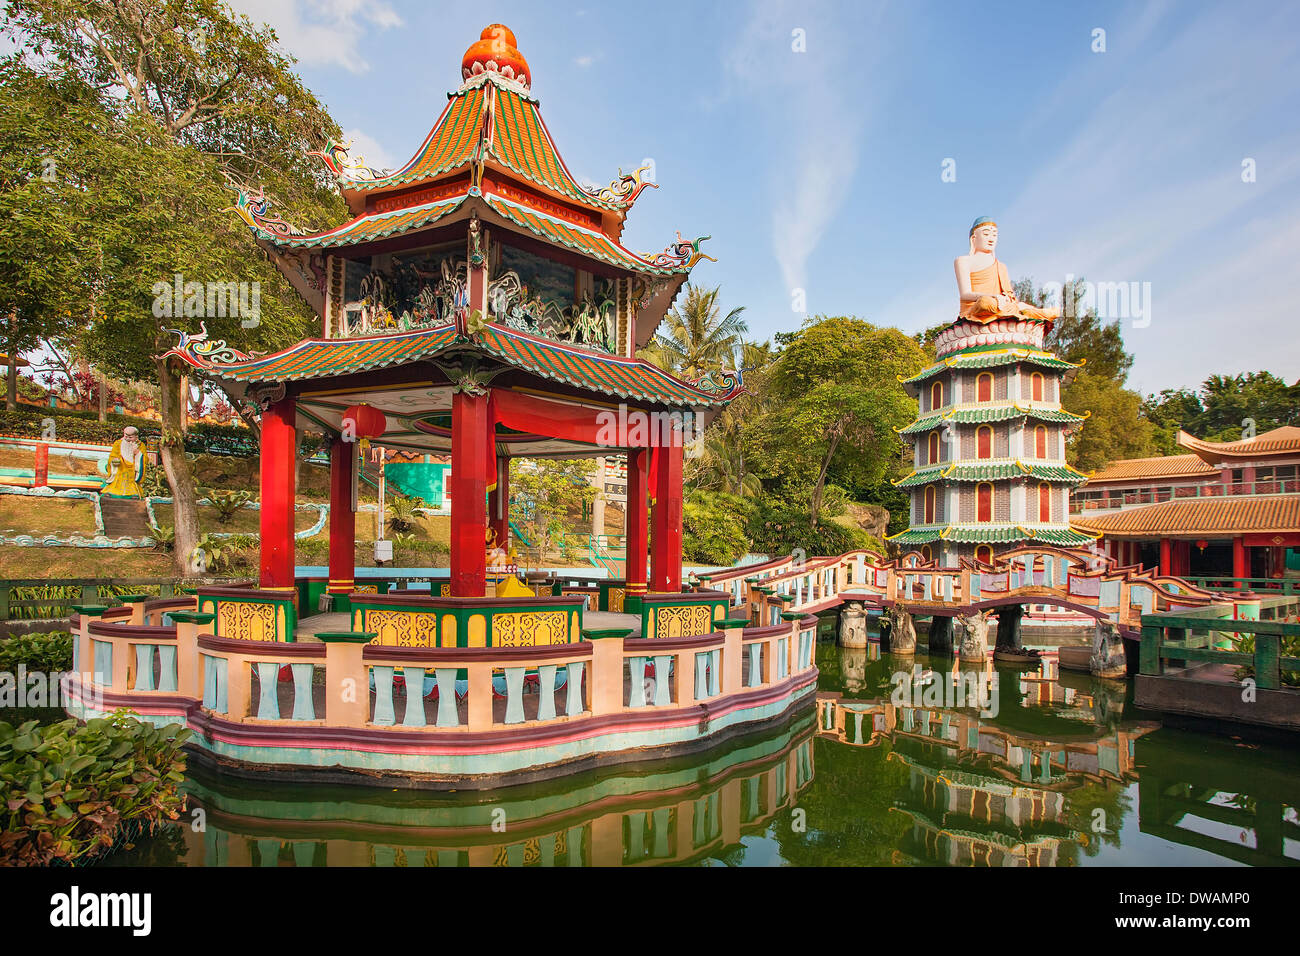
0 406 255 458
746 494 873 556
0 632 74 673
0 711 190 866
204 488 254 524
683 490 752 567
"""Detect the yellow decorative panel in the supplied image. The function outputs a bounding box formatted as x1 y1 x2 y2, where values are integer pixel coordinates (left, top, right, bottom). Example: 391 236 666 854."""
653 605 713 640
362 608 439 647
607 588 625 613
354 585 379 594
441 614 457 648
468 614 487 648
218 601 279 642
493 609 569 647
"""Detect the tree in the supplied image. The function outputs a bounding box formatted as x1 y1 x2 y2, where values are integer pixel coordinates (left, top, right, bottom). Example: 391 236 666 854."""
3 0 347 572
640 284 747 378
1063 370 1155 472
745 317 927 528
509 459 597 563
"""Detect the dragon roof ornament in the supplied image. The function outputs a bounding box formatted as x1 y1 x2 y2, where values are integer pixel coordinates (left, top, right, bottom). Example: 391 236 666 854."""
162 322 253 367
307 138 392 183
583 165 658 207
645 232 716 270
224 178 303 240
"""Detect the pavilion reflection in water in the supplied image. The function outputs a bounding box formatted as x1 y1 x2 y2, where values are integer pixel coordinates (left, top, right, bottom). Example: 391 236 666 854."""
169 714 816 867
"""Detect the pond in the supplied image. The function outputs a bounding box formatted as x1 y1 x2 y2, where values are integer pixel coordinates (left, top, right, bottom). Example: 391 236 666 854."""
105 628 1300 867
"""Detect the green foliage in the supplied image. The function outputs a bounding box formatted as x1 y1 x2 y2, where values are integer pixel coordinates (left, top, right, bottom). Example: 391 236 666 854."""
0 710 189 866
1065 370 1156 472
0 406 255 457
1232 632 1300 688
0 631 73 673
746 496 873 557
190 533 254 574
640 284 747 378
147 523 175 553
1143 372 1300 452
386 495 423 534
510 460 597 559
6 584 80 620
682 490 752 566
204 488 253 524
744 317 926 528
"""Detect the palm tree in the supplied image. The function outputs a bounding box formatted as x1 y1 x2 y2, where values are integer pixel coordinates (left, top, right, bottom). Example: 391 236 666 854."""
642 284 747 379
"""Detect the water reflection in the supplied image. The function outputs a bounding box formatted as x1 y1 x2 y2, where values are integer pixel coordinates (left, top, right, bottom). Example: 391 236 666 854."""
108 634 1299 866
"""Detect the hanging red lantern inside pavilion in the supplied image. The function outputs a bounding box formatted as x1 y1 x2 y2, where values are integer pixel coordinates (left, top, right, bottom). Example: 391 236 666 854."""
1196 538 1209 551
342 403 386 440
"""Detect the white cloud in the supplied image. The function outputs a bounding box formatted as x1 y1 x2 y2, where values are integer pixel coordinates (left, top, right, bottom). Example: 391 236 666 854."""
225 0 403 74
340 128 397 174
574 55 595 68
721 0 894 305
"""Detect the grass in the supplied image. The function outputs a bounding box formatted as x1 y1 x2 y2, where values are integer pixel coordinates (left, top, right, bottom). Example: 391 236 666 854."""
0 497 97 535
152 502 320 535
0 546 176 578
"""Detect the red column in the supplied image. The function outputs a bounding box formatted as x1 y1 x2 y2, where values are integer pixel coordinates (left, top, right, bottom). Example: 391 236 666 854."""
34 442 49 488
488 457 509 551
625 448 648 599
650 438 683 593
1159 537 1172 577
1233 536 1248 582
259 396 297 590
450 389 489 597
327 437 356 598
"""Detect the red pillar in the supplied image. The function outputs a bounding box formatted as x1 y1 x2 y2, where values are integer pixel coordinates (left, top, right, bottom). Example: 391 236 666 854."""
625 448 649 600
650 439 683 593
450 389 489 597
34 442 49 488
1159 537 1172 577
327 437 356 598
488 457 509 551
259 396 297 590
1233 536 1248 582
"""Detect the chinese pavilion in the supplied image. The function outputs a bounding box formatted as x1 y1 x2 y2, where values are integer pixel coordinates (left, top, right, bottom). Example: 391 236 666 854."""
888 218 1097 565
166 24 740 604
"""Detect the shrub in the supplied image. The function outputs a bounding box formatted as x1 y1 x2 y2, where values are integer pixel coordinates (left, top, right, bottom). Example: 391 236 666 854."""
204 488 254 524
386 495 422 534
0 711 190 866
0 632 74 673
683 490 752 567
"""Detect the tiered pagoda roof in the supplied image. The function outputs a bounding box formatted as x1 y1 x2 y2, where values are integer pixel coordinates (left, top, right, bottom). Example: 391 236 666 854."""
900 349 1081 390
898 403 1088 436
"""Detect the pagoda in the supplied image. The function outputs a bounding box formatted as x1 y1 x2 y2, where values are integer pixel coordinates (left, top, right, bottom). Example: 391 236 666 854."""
166 24 740 602
888 218 1097 566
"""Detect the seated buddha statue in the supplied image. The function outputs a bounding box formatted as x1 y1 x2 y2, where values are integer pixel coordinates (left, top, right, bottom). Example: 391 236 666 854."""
954 217 1060 322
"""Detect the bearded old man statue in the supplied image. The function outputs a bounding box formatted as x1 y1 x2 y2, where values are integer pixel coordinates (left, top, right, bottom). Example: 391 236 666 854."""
102 425 146 498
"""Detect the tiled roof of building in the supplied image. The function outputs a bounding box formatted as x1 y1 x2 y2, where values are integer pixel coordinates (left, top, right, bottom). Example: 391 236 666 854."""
899 404 1088 436
1074 494 1300 537
887 524 1098 546
901 349 1079 387
169 322 740 407
1088 453 1217 483
1178 426 1300 462
893 461 1089 488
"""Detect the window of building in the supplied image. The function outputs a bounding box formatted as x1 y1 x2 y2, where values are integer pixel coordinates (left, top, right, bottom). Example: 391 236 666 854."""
977 372 993 403
977 482 993 523
977 425 993 459
1035 425 1048 459
928 431 940 465
1039 482 1051 522
1031 372 1044 402
921 544 932 563
975 544 993 564
930 380 943 411
924 486 936 524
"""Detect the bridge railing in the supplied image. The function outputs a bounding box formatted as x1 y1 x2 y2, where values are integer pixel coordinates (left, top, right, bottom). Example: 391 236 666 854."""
1139 596 1300 690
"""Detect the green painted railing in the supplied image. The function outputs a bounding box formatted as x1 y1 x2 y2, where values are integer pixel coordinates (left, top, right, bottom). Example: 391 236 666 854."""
1184 575 1300 596
1139 597 1300 690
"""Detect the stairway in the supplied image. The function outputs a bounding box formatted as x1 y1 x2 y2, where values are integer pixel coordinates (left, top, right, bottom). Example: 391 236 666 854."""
100 497 150 538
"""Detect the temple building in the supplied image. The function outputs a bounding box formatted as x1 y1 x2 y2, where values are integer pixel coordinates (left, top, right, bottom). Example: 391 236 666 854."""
168 24 741 604
1074 426 1300 580
888 218 1096 565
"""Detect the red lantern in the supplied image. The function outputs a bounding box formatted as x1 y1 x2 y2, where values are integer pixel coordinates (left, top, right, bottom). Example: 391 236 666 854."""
342 403 386 439
1195 538 1209 551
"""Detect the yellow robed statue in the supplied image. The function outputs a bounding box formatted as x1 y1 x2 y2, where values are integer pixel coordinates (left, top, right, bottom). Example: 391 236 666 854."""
103 426 146 498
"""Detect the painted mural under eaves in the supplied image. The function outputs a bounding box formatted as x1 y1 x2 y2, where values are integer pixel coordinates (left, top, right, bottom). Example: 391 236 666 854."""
338 241 617 352
341 248 467 337
490 242 616 352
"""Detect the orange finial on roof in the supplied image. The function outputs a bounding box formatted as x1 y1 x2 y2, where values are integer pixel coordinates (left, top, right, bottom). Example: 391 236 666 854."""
462 24 531 88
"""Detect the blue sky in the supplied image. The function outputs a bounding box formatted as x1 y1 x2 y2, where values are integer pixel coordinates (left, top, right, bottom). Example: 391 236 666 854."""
230 0 1300 395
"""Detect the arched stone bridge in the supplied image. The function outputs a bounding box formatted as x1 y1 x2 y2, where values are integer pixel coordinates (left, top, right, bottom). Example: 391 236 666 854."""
698 545 1244 676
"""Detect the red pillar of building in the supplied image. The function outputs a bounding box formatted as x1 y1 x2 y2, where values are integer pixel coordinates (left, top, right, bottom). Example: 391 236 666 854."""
1233 536 1248 582
450 388 489 597
1159 537 1172 577
488 456 509 550
649 439 683 593
625 448 649 603
327 437 356 600
33 443 49 488
259 396 297 590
